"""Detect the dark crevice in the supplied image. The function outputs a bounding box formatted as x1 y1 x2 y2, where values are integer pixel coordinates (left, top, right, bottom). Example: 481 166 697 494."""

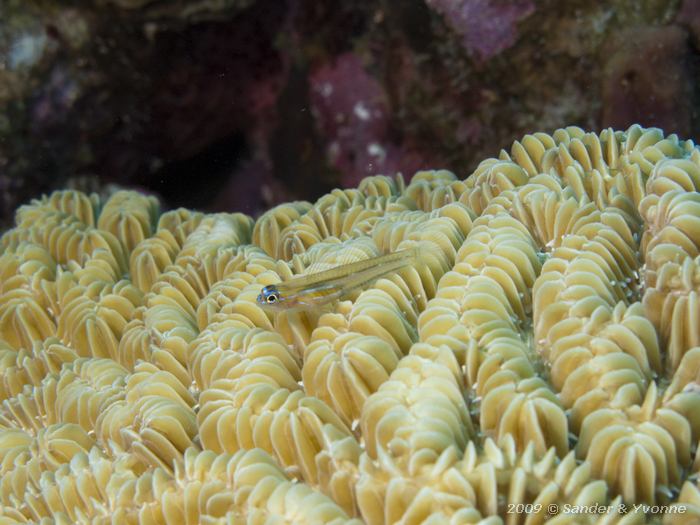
270 65 335 199
146 132 247 210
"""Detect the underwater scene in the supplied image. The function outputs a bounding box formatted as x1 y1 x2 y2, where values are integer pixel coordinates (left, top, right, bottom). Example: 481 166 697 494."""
1 0 700 524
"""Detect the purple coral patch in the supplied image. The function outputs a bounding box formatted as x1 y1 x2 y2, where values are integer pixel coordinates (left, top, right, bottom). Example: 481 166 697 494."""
310 53 388 185
309 52 434 188
425 0 535 62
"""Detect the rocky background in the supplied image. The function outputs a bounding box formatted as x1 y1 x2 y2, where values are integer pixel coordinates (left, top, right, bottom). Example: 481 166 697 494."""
1 0 698 229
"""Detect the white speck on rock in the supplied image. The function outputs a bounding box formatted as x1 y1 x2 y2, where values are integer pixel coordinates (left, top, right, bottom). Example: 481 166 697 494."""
367 143 386 163
353 101 371 121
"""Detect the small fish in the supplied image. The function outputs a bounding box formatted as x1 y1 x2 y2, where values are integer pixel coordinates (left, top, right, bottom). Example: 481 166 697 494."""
257 248 420 311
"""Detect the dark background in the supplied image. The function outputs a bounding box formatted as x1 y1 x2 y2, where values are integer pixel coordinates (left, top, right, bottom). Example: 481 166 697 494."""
1 0 698 229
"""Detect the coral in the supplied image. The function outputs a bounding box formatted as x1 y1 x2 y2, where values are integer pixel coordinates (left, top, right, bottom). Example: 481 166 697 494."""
309 54 434 189
425 0 535 62
2 125 700 523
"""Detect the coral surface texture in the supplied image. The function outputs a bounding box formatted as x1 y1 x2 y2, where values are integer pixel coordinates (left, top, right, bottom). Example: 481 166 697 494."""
2 125 700 524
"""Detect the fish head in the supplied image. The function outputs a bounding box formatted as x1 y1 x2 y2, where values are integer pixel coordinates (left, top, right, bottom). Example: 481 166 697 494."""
257 284 284 310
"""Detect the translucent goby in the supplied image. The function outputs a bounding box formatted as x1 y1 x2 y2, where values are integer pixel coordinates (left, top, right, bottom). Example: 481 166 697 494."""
257 248 420 311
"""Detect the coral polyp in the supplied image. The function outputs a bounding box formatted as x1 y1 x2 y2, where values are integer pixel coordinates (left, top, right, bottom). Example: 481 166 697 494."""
1 125 700 524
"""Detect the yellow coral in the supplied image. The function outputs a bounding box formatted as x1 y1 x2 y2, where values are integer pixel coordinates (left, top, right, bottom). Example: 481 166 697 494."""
2 124 700 524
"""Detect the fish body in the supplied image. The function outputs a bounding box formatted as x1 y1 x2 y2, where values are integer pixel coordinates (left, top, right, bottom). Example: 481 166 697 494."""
257 248 419 311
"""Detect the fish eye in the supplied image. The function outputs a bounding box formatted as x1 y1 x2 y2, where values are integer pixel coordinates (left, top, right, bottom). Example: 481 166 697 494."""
266 294 278 304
